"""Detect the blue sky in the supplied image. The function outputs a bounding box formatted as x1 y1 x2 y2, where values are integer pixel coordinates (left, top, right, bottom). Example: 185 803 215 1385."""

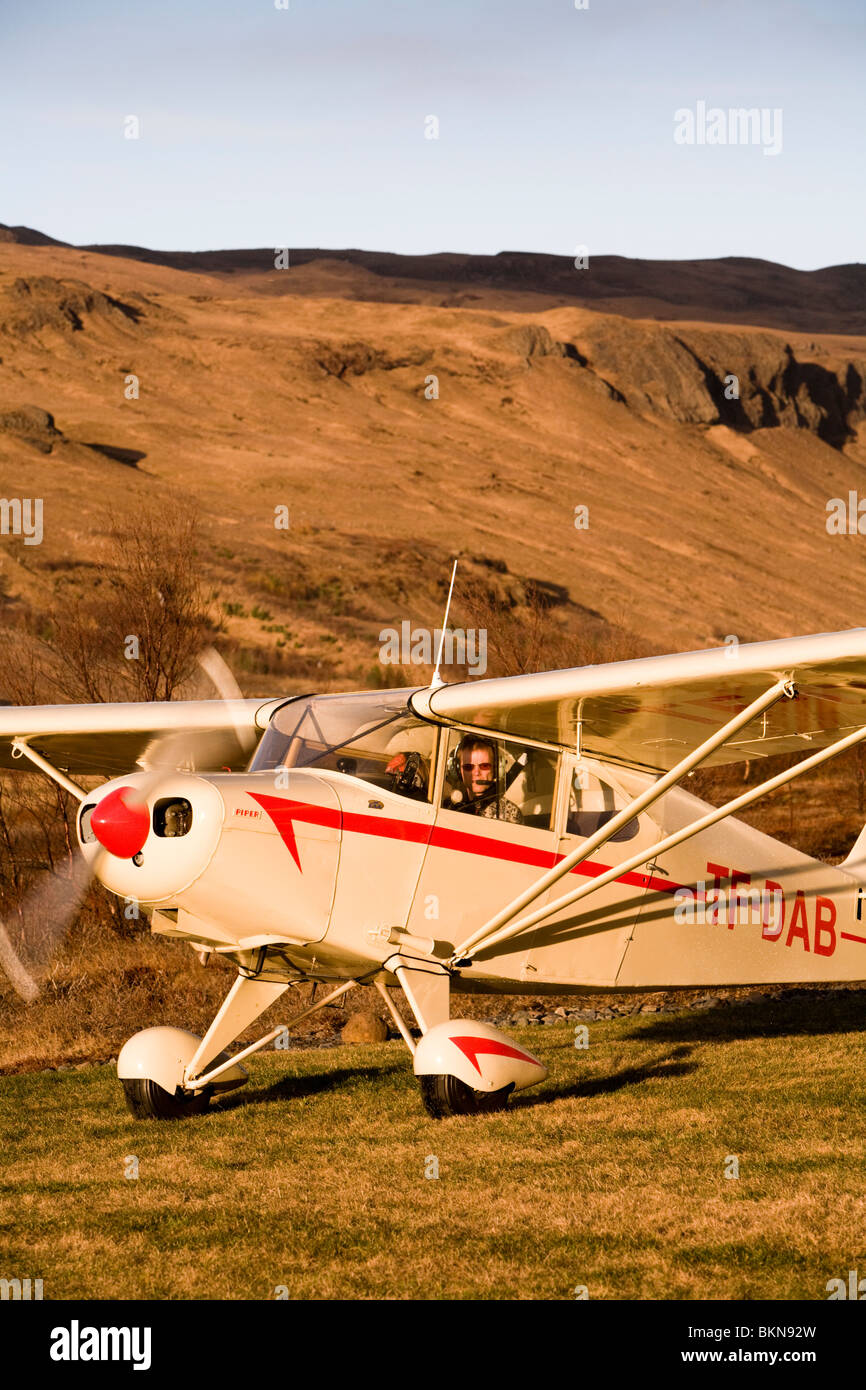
1 0 863 267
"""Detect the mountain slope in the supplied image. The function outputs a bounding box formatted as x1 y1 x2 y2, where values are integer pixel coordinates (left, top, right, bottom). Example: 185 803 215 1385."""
1 236 866 697
1 224 864 334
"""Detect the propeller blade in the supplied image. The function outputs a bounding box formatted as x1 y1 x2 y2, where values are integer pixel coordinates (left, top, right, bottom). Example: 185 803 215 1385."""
0 852 97 1001
136 648 255 774
0 647 249 1000
0 922 39 1003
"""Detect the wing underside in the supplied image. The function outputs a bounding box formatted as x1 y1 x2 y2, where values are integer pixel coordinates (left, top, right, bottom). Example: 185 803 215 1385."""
6 630 866 781
0 698 288 778
412 629 866 773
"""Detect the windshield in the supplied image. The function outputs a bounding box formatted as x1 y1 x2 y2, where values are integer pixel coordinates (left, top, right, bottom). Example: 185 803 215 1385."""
250 691 437 802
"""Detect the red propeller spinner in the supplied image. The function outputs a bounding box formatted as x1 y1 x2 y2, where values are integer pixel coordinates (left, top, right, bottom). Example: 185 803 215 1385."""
90 785 151 859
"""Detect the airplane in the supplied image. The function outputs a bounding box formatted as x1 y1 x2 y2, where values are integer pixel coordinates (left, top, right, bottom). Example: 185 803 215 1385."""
3 624 866 1120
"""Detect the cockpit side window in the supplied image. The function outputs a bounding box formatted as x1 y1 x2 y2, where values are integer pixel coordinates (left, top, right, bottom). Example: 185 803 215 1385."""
441 730 559 828
250 694 436 802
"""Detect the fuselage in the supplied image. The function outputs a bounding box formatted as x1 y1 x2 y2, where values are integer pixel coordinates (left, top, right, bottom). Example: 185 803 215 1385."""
77 687 866 992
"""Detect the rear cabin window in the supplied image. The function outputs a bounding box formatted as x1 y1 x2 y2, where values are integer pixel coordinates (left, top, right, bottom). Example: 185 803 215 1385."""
566 768 639 841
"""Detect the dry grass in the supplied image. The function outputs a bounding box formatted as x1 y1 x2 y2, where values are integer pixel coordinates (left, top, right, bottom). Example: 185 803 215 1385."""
0 928 347 1073
1 995 865 1300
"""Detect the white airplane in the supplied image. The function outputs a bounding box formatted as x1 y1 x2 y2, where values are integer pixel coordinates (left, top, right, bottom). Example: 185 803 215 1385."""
3 626 866 1120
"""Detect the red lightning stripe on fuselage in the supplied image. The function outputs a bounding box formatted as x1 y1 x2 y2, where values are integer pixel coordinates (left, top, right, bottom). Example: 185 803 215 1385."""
245 793 865 951
246 794 341 870
246 791 674 895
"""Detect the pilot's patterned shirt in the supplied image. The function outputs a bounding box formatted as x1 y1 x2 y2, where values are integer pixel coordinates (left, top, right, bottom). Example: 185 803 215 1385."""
476 797 523 824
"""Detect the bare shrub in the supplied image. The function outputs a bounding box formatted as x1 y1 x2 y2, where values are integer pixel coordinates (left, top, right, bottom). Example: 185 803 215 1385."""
0 505 217 989
30 507 212 704
453 569 652 679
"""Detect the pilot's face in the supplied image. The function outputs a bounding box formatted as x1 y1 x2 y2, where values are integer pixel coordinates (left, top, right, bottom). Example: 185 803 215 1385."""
461 746 495 799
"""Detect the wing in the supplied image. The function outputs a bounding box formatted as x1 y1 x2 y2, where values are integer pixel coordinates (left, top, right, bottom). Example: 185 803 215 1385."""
0 697 290 778
409 629 866 773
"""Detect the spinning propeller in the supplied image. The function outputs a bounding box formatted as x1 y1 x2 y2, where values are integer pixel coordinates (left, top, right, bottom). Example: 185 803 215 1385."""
0 649 251 1003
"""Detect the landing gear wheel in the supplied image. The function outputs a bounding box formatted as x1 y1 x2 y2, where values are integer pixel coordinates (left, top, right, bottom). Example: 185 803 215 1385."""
419 1073 514 1119
122 1077 212 1120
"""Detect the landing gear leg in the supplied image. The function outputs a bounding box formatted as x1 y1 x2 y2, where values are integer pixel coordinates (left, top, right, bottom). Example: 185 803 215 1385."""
385 955 521 1118
383 954 546 1117
118 975 290 1120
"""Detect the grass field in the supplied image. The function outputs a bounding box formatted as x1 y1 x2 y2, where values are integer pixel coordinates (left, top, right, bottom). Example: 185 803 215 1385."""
1 993 865 1301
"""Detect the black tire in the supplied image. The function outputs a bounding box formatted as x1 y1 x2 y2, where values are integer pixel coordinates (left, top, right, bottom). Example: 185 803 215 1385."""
419 1073 513 1119
122 1077 212 1120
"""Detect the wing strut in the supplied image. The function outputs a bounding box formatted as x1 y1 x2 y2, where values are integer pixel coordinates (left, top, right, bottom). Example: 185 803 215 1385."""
11 739 87 801
453 716 866 965
450 677 793 963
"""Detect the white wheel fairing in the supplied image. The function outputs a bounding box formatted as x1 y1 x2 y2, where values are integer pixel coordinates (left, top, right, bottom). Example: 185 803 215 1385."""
413 1019 547 1093
117 1026 247 1094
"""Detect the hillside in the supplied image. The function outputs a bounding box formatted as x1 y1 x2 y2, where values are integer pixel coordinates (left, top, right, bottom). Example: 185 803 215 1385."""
1 231 866 697
3 223 863 335
2 229 866 1062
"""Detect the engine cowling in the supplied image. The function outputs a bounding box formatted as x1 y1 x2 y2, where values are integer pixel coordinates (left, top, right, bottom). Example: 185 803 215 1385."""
78 772 224 905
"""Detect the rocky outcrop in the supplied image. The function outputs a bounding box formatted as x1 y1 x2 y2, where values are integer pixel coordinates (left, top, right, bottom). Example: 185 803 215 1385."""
675 336 866 450
572 318 866 450
309 339 430 379
0 405 63 453
500 324 626 402
501 323 582 360
0 277 144 337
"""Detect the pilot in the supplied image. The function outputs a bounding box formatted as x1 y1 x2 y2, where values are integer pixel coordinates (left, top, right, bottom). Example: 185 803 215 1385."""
449 735 523 823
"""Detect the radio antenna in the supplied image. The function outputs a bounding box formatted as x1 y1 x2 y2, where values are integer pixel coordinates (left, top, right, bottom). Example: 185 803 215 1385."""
431 559 459 688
